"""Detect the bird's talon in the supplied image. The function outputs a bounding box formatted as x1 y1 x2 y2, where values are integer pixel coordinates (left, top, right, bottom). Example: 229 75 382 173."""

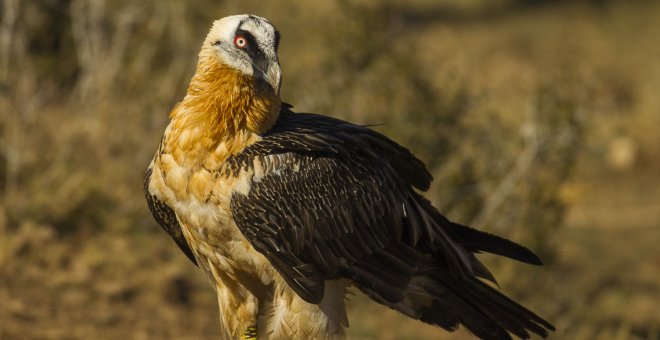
243 325 257 339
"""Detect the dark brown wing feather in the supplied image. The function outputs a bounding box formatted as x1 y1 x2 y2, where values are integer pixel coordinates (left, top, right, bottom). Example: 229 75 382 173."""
228 109 554 338
231 153 419 303
226 109 433 192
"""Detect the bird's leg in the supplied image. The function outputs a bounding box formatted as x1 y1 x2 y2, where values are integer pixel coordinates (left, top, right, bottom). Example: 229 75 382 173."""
214 275 261 339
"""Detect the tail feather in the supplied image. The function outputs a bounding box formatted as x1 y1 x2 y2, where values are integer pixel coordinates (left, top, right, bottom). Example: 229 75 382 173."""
358 271 555 339
421 278 515 340
417 275 553 339
409 194 542 267
465 279 555 336
355 194 554 339
449 222 543 265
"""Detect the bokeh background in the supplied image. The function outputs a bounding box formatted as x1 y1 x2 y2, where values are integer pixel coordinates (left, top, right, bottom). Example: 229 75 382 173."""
0 0 658 339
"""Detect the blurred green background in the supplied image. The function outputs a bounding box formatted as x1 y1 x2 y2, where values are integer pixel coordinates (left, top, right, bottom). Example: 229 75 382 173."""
0 0 658 339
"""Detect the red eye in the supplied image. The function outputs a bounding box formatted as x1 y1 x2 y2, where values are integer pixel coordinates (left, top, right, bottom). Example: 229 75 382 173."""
234 35 248 49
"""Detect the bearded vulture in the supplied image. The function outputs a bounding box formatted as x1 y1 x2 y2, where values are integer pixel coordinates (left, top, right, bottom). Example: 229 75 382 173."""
144 14 554 340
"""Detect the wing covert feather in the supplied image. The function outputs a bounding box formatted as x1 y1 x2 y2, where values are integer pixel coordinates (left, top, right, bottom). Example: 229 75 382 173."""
228 110 471 304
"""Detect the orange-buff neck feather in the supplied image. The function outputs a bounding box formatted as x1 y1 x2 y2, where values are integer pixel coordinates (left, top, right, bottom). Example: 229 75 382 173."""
167 51 281 159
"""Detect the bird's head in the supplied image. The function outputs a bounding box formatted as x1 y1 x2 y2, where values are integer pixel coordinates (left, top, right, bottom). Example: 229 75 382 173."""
176 15 283 140
201 14 282 94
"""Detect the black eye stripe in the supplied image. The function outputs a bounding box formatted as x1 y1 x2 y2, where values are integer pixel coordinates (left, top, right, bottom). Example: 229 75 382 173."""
274 30 280 51
234 29 259 51
233 28 270 76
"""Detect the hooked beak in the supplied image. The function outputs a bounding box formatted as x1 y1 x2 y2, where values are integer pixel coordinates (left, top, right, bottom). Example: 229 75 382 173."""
264 62 281 94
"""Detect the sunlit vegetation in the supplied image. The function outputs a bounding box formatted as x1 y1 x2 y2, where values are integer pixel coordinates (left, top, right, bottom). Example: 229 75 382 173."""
0 0 658 338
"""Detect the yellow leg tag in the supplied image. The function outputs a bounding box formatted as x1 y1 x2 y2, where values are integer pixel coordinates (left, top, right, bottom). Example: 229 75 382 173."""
243 325 257 339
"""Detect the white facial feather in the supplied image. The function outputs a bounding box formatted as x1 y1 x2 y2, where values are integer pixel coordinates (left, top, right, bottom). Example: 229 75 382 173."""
204 14 279 80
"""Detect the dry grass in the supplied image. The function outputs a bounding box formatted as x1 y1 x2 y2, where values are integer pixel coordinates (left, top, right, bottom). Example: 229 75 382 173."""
0 0 658 339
